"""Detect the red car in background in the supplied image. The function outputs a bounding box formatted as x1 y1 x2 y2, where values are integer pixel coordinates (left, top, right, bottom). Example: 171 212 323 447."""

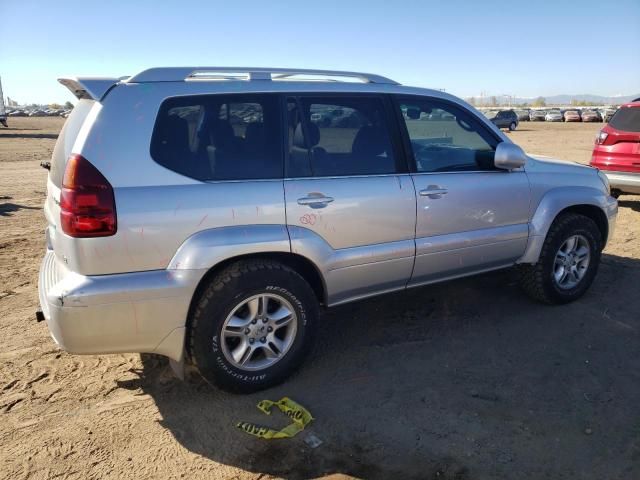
564 110 582 122
590 101 640 198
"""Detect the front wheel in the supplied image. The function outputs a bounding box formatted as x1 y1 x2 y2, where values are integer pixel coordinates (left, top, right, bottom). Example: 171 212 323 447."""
519 213 602 304
188 259 318 393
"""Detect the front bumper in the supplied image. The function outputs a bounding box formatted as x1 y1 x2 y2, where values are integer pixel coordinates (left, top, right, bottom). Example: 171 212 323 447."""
602 171 640 195
38 250 204 361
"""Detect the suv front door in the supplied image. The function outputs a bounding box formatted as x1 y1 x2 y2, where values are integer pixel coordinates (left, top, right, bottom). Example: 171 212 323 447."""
284 95 416 305
395 96 530 286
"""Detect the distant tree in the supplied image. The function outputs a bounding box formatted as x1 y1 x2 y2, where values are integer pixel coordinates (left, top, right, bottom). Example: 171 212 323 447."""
467 97 476 106
64 101 74 109
489 96 498 106
49 103 63 110
532 97 546 107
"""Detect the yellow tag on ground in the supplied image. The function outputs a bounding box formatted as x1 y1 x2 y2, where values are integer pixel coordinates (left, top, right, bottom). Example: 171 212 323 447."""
236 397 313 439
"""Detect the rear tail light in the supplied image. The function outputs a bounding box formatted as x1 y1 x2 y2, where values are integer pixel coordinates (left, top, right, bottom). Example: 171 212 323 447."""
60 154 117 237
595 130 609 145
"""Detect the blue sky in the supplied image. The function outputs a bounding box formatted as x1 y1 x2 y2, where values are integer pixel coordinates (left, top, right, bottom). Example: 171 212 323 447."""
1 0 639 104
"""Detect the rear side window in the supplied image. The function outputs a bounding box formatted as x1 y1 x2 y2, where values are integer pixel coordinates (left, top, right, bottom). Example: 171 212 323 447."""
286 96 398 177
609 107 640 132
150 94 283 181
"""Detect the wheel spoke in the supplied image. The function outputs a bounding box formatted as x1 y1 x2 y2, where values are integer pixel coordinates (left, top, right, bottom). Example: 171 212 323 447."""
269 306 293 326
564 236 577 253
575 246 589 262
231 341 253 365
263 337 285 359
246 297 260 320
226 315 250 330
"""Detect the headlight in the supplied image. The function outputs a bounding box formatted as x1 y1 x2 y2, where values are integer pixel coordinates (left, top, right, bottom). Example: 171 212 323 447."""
597 170 611 195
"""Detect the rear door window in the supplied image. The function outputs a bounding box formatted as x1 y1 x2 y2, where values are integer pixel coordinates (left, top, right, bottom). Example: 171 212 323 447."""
150 94 283 180
609 107 640 132
286 96 399 177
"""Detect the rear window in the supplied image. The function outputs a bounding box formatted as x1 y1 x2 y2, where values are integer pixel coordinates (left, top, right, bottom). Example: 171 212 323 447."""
609 107 640 132
150 94 283 181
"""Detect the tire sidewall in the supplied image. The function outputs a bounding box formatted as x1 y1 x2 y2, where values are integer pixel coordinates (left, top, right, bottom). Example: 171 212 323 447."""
191 266 317 392
542 218 601 303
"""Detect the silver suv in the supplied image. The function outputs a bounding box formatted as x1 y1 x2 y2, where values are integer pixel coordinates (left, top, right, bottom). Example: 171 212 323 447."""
38 67 617 392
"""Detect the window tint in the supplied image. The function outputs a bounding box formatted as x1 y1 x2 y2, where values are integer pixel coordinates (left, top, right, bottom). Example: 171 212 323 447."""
609 107 640 132
151 94 282 181
398 97 498 173
286 96 397 177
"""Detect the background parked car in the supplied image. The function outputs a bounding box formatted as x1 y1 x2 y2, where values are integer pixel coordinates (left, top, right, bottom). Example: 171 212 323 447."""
529 110 546 121
515 109 530 121
564 110 582 122
601 108 617 123
487 109 519 130
545 110 563 122
590 101 640 198
581 110 601 122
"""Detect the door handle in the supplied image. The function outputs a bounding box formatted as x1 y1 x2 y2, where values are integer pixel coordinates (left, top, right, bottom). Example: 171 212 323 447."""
419 186 448 199
297 195 334 208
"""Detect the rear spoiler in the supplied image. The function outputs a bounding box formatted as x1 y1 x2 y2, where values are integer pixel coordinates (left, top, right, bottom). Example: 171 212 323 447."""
58 77 126 101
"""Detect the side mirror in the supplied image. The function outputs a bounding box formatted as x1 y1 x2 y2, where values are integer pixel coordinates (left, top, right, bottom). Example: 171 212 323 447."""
494 142 527 170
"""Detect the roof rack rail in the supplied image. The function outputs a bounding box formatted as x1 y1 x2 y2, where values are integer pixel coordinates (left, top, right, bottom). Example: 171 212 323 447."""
127 67 399 85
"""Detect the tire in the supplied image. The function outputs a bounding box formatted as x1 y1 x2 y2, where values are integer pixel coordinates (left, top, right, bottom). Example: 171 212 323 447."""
188 259 318 393
509 122 517 131
519 213 602 305
611 190 621 199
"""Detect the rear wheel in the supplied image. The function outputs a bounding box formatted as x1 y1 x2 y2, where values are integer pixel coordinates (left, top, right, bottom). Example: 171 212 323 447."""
519 213 602 304
189 259 318 393
509 122 517 131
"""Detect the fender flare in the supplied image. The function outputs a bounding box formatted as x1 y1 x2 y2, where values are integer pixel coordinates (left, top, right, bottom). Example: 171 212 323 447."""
518 186 614 264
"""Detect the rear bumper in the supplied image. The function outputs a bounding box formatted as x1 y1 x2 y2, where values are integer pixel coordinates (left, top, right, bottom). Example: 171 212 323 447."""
602 170 640 195
38 250 205 361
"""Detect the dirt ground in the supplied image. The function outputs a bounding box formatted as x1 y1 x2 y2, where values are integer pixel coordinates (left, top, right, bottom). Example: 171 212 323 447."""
1 117 639 480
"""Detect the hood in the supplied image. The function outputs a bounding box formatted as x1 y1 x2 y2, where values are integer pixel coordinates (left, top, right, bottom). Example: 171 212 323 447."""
526 154 594 173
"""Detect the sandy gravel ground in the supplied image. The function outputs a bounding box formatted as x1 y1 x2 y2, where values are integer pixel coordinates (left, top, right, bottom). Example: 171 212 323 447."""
1 118 639 480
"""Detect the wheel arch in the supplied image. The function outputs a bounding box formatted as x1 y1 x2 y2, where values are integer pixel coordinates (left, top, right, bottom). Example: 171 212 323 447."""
183 251 326 362
518 187 612 264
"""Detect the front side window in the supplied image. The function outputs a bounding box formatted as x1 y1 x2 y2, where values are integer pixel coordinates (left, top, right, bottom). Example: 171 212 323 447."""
286 96 398 177
398 97 498 173
150 94 282 181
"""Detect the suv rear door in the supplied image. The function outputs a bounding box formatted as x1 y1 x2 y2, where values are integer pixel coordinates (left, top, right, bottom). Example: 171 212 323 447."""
394 96 530 286
284 94 416 305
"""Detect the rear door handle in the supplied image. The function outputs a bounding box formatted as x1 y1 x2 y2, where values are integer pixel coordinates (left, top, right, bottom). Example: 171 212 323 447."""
297 195 334 208
419 186 448 199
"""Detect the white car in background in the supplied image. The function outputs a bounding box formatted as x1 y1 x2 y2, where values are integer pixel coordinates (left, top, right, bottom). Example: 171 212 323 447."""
545 110 563 122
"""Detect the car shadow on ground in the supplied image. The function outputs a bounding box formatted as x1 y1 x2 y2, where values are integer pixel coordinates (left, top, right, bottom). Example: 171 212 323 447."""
0 133 59 139
617 199 640 213
126 253 640 480
0 202 40 217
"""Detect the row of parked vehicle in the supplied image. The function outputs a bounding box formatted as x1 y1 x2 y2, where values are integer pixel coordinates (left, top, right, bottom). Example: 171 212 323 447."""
6 108 72 118
525 108 617 123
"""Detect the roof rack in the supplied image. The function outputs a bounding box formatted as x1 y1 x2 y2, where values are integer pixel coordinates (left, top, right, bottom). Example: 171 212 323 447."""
127 67 399 85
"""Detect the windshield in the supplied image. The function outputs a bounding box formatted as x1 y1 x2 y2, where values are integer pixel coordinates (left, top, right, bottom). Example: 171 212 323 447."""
483 111 497 119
